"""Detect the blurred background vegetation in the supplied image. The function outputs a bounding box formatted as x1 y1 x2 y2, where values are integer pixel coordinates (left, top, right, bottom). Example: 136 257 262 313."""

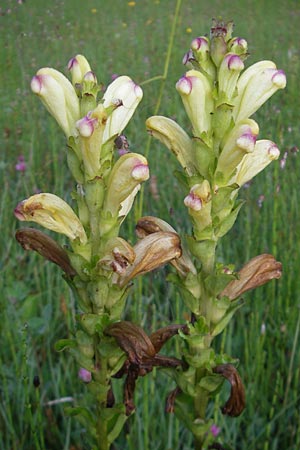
1 0 299 448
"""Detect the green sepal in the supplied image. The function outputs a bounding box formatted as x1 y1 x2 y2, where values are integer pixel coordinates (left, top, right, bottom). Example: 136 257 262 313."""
77 312 110 336
198 373 224 393
165 366 196 398
76 330 94 358
215 199 244 238
187 237 217 273
193 139 214 179
69 348 94 371
104 285 129 320
107 405 128 443
173 169 191 190
204 271 235 297
87 381 110 403
207 296 231 325
174 392 213 436
67 252 91 281
167 273 200 314
85 177 105 213
192 222 214 241
67 137 84 183
183 347 215 369
64 405 95 427
211 103 233 142
211 298 244 336
54 338 77 352
212 185 238 218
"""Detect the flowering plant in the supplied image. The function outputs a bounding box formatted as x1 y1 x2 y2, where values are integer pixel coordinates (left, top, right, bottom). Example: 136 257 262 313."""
14 19 286 450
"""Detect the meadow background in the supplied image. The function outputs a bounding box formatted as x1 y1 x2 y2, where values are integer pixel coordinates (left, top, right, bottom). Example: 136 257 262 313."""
1 0 300 449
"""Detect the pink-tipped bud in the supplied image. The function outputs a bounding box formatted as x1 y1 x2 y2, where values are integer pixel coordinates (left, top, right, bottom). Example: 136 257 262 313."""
272 69 287 88
182 49 194 65
228 37 248 55
184 192 202 211
236 132 257 152
76 113 98 137
83 71 97 83
226 54 244 71
268 143 280 159
176 76 192 95
131 163 150 181
30 75 43 94
191 36 209 52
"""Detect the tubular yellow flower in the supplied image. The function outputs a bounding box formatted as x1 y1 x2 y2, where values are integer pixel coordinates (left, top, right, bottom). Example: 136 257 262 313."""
229 139 280 186
215 119 259 185
104 153 149 217
233 61 286 122
103 76 143 142
176 69 213 139
67 54 92 86
146 115 195 175
14 193 87 244
31 68 80 137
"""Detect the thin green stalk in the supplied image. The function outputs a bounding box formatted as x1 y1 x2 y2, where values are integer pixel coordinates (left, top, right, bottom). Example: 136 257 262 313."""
136 0 182 220
283 308 300 408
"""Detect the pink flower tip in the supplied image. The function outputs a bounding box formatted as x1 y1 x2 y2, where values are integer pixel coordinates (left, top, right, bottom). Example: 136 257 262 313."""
227 54 244 71
76 113 97 137
15 155 27 172
176 76 192 95
14 201 26 220
84 71 97 83
78 368 92 383
67 57 78 71
210 424 221 437
131 163 150 181
191 37 209 52
30 75 43 94
236 132 257 152
272 70 287 88
184 192 202 211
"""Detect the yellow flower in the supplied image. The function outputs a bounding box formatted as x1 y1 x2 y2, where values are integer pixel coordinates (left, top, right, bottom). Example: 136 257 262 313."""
91 8 97 13
186 27 192 34
14 193 87 244
128 1 136 6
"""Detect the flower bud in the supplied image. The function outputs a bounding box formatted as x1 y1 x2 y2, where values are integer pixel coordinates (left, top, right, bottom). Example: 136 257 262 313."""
228 37 248 57
146 115 195 175
14 193 87 244
67 54 92 86
31 68 80 137
233 61 286 122
103 76 143 142
184 181 211 212
218 53 244 102
176 70 213 139
76 112 98 137
190 36 216 78
104 153 149 217
229 139 280 186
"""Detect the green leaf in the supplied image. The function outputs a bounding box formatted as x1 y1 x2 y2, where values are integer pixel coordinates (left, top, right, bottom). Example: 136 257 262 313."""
54 338 77 352
215 200 245 238
198 374 224 392
211 298 244 336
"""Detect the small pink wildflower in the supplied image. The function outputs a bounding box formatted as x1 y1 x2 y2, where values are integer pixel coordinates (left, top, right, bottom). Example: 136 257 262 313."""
210 424 221 437
78 368 92 383
15 155 26 172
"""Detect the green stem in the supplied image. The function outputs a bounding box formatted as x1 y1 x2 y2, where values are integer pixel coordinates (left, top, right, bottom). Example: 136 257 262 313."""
136 0 182 219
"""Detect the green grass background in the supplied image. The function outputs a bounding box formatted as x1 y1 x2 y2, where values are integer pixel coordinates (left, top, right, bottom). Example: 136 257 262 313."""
1 0 300 449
